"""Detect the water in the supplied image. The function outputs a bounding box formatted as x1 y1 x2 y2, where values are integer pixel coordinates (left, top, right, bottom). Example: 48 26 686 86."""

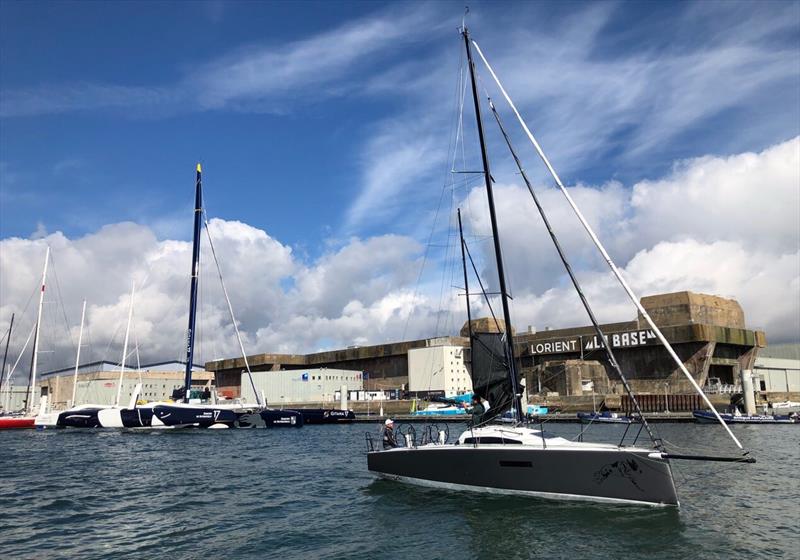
1 422 797 559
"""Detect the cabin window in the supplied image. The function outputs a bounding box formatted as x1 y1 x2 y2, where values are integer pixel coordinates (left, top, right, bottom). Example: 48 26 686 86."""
462 437 522 445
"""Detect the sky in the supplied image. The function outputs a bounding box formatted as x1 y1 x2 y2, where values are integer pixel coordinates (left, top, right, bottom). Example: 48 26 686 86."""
1 0 798 377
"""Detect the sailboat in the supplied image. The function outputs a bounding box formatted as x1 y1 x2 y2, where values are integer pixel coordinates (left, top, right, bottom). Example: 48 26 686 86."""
0 249 50 429
150 164 302 428
35 284 151 428
367 25 754 506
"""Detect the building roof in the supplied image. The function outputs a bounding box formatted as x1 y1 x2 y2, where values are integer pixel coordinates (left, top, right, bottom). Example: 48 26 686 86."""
759 343 800 360
41 360 203 378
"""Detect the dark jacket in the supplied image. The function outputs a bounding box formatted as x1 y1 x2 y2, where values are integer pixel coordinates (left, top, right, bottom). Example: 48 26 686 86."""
382 426 398 449
466 401 487 426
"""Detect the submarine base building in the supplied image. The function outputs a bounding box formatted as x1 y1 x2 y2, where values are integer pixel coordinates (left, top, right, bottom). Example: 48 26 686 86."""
207 291 778 401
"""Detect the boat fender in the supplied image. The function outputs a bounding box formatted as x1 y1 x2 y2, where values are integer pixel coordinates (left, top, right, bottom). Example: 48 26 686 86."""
208 423 229 429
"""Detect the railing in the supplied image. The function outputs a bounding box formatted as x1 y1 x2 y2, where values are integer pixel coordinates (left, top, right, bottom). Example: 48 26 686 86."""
702 384 741 395
365 423 450 452
622 394 703 413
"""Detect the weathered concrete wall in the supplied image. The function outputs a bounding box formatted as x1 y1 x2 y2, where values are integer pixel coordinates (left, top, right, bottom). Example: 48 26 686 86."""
639 291 745 329
206 291 766 398
207 337 467 393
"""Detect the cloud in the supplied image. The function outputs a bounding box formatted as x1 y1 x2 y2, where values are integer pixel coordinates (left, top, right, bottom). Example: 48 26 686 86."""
0 219 441 381
0 136 797 384
461 137 800 343
343 0 799 239
0 4 444 118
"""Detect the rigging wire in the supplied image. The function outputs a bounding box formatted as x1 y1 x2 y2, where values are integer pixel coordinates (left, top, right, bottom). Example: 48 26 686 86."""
202 209 262 407
400 39 470 343
471 37 744 451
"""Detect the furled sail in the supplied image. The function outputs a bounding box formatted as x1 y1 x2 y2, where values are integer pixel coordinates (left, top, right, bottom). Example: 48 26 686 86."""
469 332 515 421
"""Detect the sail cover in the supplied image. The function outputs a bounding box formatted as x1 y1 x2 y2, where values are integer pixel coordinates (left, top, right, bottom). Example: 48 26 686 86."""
469 332 515 421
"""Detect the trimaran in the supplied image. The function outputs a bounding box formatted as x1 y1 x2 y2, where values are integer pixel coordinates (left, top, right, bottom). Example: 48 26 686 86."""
367 24 755 507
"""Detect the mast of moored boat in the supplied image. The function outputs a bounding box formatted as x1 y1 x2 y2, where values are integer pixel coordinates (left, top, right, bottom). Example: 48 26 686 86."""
114 284 135 407
182 163 203 404
69 301 86 408
462 27 523 420
27 247 50 415
0 313 14 402
457 209 475 376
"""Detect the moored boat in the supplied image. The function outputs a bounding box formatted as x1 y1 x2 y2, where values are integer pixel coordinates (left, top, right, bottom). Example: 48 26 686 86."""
0 415 35 429
693 410 799 424
577 411 635 424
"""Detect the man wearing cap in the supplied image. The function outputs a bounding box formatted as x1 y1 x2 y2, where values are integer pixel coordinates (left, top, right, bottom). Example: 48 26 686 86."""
382 418 398 449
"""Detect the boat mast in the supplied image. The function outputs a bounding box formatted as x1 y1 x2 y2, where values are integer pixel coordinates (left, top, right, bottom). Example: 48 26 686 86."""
70 301 86 407
115 285 134 407
27 247 50 415
183 163 203 403
457 209 475 377
462 27 523 420
0 313 14 400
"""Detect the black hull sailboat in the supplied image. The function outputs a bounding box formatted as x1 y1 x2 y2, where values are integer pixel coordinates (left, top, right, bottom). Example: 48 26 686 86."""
151 404 303 428
291 408 356 424
366 24 753 506
369 432 678 506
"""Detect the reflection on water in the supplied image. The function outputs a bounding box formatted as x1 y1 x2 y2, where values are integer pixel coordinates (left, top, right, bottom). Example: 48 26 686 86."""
0 422 797 560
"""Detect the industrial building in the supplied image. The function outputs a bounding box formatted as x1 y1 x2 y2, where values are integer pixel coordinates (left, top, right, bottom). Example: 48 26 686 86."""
206 291 798 404
752 343 800 394
407 345 472 396
36 361 212 408
239 368 363 406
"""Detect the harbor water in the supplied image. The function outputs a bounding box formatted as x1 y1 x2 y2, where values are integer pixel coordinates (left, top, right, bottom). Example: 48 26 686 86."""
1 422 797 559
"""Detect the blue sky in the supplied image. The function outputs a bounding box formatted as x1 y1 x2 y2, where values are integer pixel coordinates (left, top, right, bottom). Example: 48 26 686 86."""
1 0 798 369
3 1 797 247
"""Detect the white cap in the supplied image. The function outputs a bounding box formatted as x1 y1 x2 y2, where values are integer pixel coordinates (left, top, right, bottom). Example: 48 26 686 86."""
385 419 394 425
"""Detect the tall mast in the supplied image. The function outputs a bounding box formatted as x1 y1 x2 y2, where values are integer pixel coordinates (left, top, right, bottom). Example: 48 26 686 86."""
457 209 475 378
183 163 203 403
28 247 50 415
462 27 523 420
70 301 86 407
0 313 14 398
115 285 134 407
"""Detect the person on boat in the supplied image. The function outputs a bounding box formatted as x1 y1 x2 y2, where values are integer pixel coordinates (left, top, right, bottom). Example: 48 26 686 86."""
382 419 398 449
465 394 488 426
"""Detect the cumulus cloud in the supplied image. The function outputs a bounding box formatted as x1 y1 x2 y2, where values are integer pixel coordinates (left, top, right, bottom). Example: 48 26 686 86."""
463 137 800 343
0 219 444 381
1 137 798 384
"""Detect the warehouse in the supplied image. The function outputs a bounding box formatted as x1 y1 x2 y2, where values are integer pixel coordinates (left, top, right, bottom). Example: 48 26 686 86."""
207 291 780 400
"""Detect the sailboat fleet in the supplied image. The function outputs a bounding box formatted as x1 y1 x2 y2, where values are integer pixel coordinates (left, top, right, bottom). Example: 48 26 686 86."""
1 18 784 509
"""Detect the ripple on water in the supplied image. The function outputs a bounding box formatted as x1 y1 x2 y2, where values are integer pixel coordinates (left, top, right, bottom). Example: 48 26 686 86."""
1 423 798 559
